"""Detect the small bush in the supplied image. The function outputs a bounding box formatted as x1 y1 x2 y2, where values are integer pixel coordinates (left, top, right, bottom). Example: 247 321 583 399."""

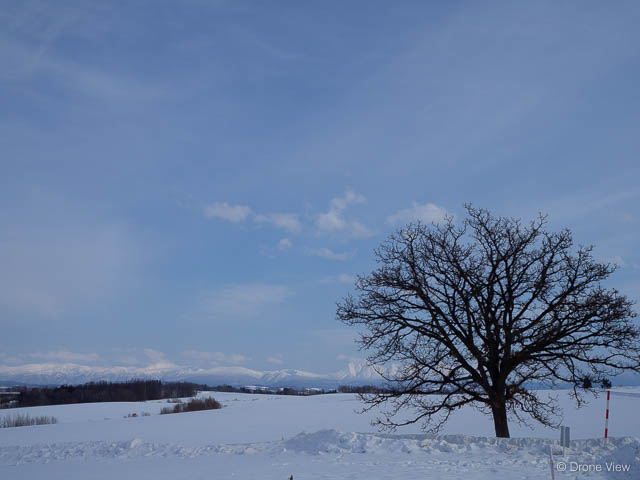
0 413 58 428
160 397 221 415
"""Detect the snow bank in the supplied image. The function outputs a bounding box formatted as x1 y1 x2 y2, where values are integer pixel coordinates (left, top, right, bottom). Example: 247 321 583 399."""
1 430 638 479
0 389 638 479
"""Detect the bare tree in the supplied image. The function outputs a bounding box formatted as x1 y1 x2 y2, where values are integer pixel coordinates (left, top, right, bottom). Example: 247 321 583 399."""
337 206 639 438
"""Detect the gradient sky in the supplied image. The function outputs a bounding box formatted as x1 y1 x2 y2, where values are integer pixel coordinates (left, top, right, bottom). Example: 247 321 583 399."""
1 1 640 375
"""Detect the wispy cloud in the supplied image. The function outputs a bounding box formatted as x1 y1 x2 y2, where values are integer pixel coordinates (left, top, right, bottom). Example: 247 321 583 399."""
182 350 249 365
538 185 640 224
278 238 293 250
266 353 284 365
254 213 302 233
204 203 302 233
1 34 166 102
143 348 165 363
204 191 374 238
601 255 626 268
28 350 100 363
307 247 351 261
387 202 449 225
203 202 253 222
0 210 139 318
143 348 177 369
259 238 294 258
316 190 372 238
195 283 292 319
321 273 355 284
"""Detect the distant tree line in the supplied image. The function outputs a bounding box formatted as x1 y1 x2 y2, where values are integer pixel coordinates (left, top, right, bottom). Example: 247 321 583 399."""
160 397 222 414
206 384 391 395
10 380 207 408
2 381 396 409
0 392 20 409
337 385 391 394
206 385 327 395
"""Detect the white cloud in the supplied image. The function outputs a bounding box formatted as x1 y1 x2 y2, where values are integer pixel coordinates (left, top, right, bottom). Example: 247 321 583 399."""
386 202 449 225
182 350 249 365
266 354 284 365
307 247 350 261
116 355 140 365
316 190 372 238
278 238 293 250
348 220 374 238
143 348 166 363
143 348 177 369
336 354 362 362
197 283 292 319
204 203 303 234
330 190 366 211
28 350 100 363
203 192 373 238
321 273 355 284
336 273 355 284
203 202 253 222
254 213 302 233
602 255 626 268
317 209 345 231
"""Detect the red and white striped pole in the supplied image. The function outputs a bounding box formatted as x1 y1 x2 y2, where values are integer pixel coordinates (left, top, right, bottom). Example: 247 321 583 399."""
604 390 611 441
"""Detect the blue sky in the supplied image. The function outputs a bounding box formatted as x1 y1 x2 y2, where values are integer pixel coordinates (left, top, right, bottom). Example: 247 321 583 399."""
1 1 640 375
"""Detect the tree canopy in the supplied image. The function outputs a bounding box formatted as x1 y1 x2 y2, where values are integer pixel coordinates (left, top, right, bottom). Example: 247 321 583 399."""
337 206 639 437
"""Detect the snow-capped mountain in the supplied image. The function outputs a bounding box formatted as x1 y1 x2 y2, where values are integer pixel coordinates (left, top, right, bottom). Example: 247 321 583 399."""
0 361 389 388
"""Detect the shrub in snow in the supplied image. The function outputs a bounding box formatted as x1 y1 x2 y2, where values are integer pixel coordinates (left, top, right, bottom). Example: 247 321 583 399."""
160 397 221 415
0 413 58 428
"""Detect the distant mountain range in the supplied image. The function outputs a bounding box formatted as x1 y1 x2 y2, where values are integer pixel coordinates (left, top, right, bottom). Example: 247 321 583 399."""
0 361 392 388
2 361 638 389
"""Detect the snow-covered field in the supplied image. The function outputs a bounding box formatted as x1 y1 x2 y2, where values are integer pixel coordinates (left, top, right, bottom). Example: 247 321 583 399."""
1 389 639 479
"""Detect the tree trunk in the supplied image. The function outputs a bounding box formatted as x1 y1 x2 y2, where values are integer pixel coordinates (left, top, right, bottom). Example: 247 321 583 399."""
491 403 510 438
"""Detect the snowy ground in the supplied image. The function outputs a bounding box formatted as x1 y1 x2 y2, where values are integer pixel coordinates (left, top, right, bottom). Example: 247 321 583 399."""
0 388 638 479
